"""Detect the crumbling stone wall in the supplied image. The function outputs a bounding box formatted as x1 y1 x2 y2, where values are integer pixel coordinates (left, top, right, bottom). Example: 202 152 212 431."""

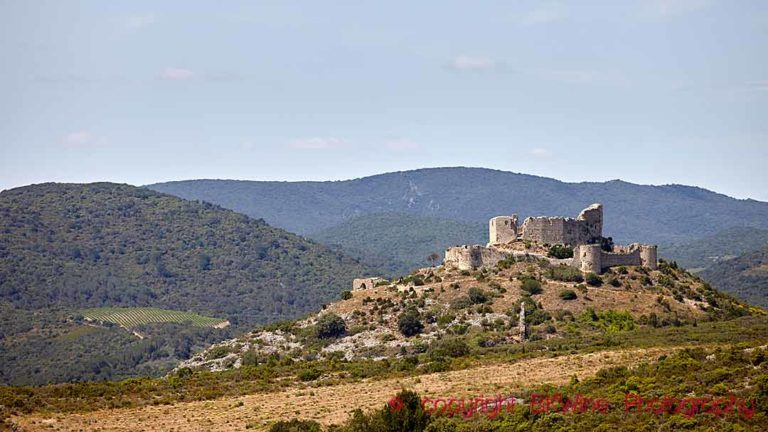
573 243 657 274
489 215 518 245
444 245 509 271
520 204 603 246
352 277 386 290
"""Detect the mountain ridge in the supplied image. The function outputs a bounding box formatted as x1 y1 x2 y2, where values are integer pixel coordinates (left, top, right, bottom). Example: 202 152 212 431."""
147 167 768 245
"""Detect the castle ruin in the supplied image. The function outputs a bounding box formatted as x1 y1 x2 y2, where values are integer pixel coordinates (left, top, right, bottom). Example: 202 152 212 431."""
446 203 657 274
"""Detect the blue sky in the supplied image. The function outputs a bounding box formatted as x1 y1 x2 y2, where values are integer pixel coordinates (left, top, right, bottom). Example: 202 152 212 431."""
1 0 766 200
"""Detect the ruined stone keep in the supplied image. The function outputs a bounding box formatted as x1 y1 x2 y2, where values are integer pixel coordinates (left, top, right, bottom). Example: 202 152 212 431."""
446 203 657 274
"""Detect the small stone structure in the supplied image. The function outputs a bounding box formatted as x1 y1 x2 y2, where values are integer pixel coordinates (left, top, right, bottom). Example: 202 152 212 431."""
444 203 657 274
352 277 387 290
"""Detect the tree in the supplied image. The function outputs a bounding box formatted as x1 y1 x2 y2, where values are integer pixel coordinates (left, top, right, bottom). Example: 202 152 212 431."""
427 252 440 267
340 290 353 300
315 313 346 339
398 309 424 337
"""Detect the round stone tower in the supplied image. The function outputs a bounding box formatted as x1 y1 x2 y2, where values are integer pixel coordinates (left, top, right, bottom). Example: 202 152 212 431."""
576 244 602 273
639 244 658 270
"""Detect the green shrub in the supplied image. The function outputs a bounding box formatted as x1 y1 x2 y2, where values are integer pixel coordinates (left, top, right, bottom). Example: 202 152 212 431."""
547 265 584 282
585 272 603 287
398 309 424 337
548 244 574 259
205 345 230 360
559 289 578 300
341 290 353 300
428 338 470 360
297 368 321 382
315 313 346 339
468 287 488 304
269 419 322 432
449 296 472 310
520 277 542 295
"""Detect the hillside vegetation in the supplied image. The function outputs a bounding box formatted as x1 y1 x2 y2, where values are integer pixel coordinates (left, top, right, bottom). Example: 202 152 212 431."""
0 183 371 325
310 213 486 276
0 183 373 385
177 255 757 374
148 167 768 245
699 247 768 308
661 226 768 271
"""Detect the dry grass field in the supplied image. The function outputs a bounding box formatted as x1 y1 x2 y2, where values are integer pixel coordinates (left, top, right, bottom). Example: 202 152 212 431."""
12 346 685 432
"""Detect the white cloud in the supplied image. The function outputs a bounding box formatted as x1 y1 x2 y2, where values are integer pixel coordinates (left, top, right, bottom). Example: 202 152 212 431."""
125 14 156 29
530 148 553 158
287 137 348 150
384 139 419 152
447 55 497 72
521 2 567 25
160 67 194 81
62 131 105 148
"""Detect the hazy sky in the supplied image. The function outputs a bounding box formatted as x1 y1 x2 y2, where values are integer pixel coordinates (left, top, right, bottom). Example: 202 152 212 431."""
1 1 766 200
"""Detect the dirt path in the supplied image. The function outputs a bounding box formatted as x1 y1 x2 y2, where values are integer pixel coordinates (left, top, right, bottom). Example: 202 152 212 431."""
12 347 678 432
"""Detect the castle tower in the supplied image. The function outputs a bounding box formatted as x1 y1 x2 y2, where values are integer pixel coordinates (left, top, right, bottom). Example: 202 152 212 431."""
489 215 518 245
576 203 603 242
639 244 658 270
576 244 602 273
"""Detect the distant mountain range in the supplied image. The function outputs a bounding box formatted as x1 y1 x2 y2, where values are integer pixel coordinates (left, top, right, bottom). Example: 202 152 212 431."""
148 167 768 285
148 167 768 245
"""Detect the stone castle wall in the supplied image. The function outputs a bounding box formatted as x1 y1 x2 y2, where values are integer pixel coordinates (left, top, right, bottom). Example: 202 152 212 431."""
489 215 518 244
573 243 658 274
444 245 509 271
519 204 603 246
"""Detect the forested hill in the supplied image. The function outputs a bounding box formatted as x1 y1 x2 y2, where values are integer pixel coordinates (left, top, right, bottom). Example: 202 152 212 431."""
699 247 768 308
148 167 768 245
0 183 373 326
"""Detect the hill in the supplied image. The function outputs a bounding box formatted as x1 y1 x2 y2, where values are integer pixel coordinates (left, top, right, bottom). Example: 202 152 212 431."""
699 247 768 308
147 167 768 246
309 213 486 276
179 254 756 373
0 183 373 385
0 182 371 325
660 226 768 271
